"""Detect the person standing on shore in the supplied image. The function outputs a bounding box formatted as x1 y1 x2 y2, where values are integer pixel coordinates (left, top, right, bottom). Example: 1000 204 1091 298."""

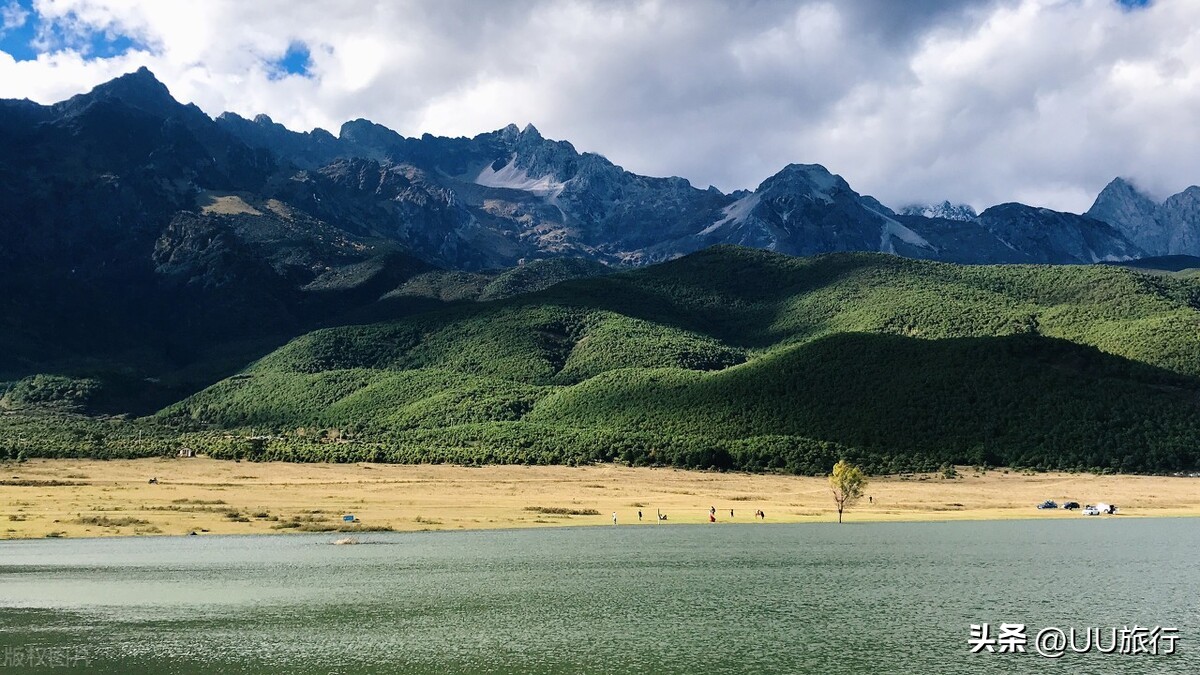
638 510 643 522
612 512 618 525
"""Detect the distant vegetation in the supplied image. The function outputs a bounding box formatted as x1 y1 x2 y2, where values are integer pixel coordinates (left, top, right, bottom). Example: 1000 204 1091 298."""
1111 255 1200 274
2 374 102 410
6 247 1200 475
525 506 602 516
386 257 613 303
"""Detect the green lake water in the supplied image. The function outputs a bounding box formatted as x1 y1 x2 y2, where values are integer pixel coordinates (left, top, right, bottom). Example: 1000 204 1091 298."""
0 519 1196 673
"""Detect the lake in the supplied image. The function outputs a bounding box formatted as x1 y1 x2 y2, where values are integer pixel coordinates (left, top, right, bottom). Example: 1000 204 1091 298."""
1 519 1196 673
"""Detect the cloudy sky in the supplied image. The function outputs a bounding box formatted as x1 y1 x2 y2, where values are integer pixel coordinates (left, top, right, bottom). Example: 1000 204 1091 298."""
0 0 1194 212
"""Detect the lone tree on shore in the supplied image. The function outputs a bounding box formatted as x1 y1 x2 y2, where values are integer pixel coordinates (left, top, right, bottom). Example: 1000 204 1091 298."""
829 459 867 524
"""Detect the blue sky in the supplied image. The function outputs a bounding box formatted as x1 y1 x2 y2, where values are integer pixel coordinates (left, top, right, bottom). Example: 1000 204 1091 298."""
0 0 310 75
0 1 40 60
0 1 1155 69
0 0 1193 214
0 0 149 61
271 42 312 79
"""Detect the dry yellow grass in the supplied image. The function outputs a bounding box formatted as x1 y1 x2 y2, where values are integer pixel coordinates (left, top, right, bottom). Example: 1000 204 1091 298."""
2 458 1199 539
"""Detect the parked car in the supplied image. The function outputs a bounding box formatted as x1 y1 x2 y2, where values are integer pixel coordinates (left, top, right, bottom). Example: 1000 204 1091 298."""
1062 502 1080 510
1036 500 1058 509
1082 505 1101 516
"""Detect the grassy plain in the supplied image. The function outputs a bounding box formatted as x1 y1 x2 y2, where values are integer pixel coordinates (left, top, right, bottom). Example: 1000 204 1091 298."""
3 458 1198 539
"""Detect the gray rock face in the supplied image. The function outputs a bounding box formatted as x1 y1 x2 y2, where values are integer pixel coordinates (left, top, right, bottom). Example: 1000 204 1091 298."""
976 204 1142 264
1085 178 1169 255
1086 178 1200 257
1161 187 1200 256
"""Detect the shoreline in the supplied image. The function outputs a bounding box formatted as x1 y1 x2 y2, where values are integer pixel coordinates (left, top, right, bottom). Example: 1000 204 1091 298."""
6 514 1200 545
3 458 1200 540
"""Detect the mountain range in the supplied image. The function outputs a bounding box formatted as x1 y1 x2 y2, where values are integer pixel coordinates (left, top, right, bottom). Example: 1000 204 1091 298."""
2 69 1190 376
4 69 1182 280
4 69 1200 473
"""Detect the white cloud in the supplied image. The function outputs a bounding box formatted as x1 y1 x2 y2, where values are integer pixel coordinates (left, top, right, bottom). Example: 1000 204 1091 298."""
1 1 29 32
0 0 1197 213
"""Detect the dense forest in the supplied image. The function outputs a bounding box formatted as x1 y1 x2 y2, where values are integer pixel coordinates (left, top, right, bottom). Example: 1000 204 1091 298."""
4 246 1200 474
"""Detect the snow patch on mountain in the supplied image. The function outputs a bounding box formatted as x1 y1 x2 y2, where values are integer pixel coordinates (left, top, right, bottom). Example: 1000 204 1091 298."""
699 193 760 236
794 164 837 191
801 168 840 201
475 157 565 198
880 220 934 253
797 167 837 204
1090 251 1137 263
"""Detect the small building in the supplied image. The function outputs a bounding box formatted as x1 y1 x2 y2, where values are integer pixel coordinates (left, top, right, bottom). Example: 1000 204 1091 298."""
176 447 196 458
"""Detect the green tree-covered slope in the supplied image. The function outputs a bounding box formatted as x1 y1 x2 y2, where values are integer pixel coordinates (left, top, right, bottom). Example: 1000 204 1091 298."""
132 246 1200 473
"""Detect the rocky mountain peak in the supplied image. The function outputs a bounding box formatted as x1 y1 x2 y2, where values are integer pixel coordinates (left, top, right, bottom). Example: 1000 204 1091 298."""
775 163 836 180
336 118 407 161
69 66 178 117
1094 176 1156 205
757 164 847 202
493 123 544 146
339 118 399 143
976 203 1143 263
310 127 337 142
899 201 979 222
1086 176 1167 255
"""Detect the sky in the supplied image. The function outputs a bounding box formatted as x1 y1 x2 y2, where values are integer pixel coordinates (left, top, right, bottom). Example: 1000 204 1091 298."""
0 0 1194 213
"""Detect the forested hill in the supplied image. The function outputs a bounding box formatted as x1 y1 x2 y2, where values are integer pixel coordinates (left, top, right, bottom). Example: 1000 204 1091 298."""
157 247 1200 473
6 246 1200 474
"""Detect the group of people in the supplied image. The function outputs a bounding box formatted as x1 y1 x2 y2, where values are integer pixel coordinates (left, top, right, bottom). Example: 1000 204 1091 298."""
632 510 670 522
706 506 765 522
616 506 764 524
